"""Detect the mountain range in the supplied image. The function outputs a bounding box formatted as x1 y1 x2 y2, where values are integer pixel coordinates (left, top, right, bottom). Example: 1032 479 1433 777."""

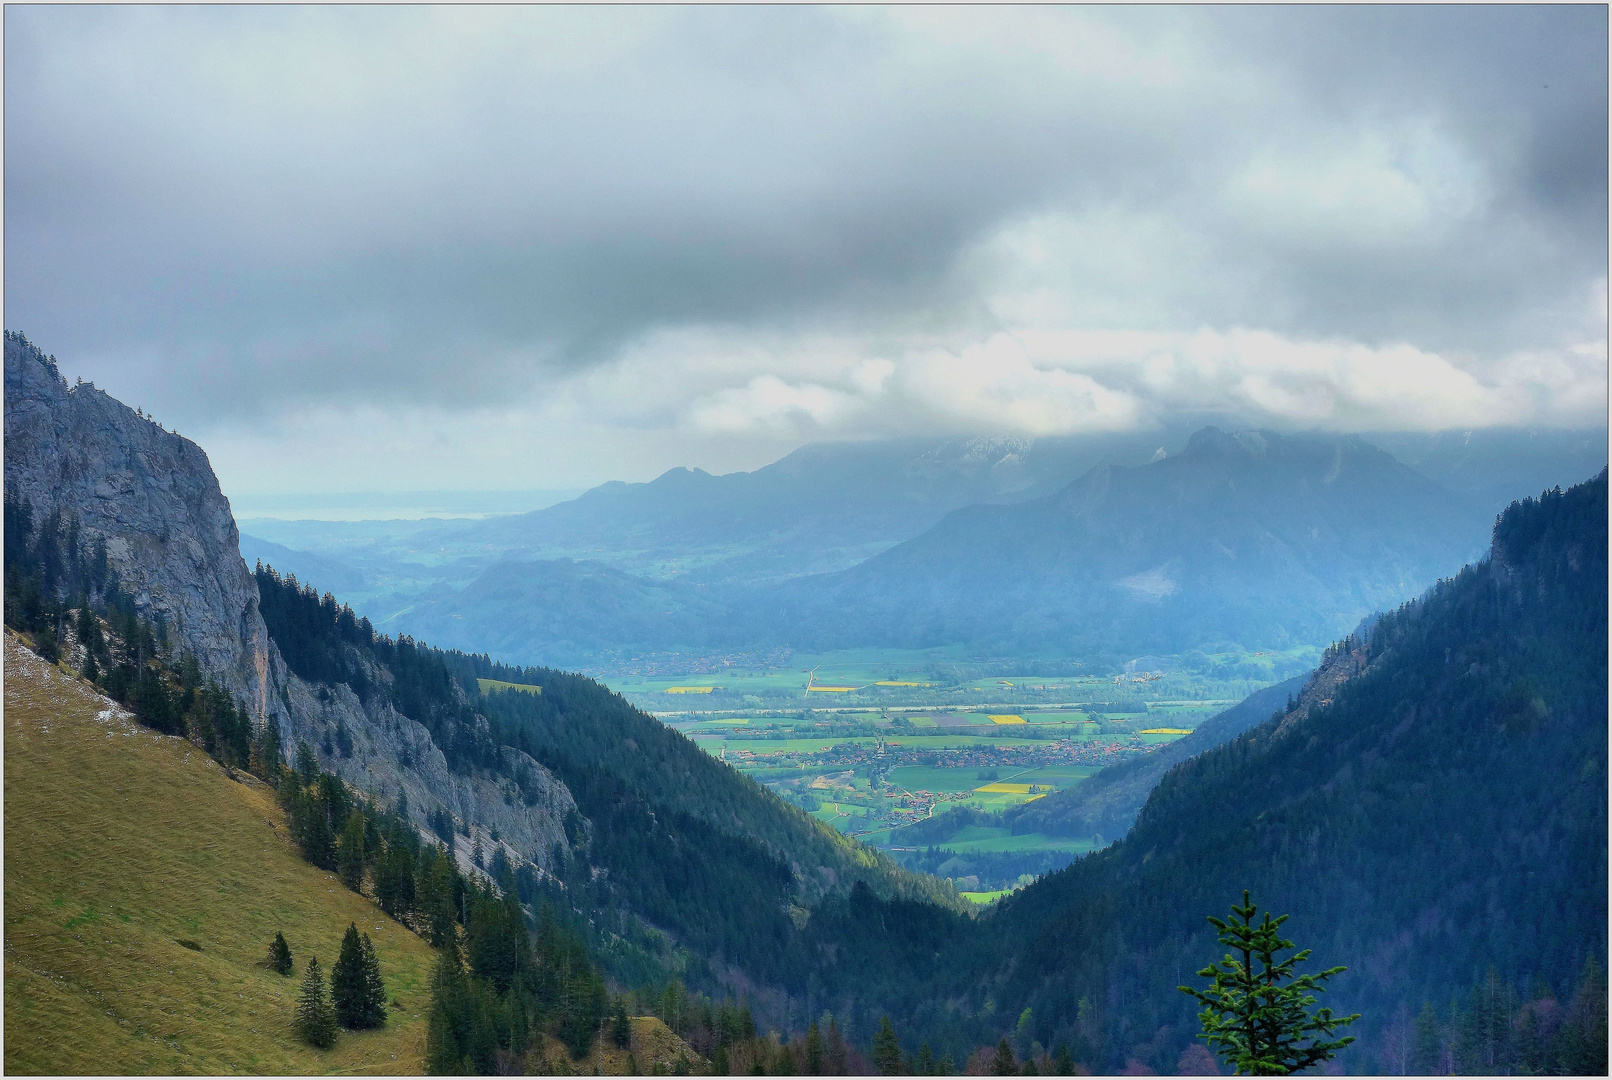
379 426 1506 668
241 418 1606 671
758 427 1490 657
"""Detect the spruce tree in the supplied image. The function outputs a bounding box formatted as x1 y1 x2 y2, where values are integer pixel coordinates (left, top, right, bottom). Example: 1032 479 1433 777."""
296 955 337 1049
360 932 388 1028
873 1016 903 1075
804 1019 824 1075
1411 1002 1440 1075
337 810 366 892
1178 890 1358 1075
331 923 371 1029
425 946 470 1074
916 1042 936 1075
826 1015 848 1075
611 1001 632 1048
266 930 294 976
1051 1045 1075 1075
991 1038 1018 1075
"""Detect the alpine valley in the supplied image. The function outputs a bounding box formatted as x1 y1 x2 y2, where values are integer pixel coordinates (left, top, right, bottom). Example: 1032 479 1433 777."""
4 333 1606 1076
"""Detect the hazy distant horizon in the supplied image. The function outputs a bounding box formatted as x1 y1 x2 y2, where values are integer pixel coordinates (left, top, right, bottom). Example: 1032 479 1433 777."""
232 488 587 522
223 422 1609 524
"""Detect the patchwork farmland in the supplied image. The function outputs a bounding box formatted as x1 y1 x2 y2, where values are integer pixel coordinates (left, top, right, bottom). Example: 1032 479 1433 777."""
591 644 1307 899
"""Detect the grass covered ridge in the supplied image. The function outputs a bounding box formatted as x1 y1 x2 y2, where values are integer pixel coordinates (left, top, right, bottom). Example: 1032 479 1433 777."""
3 631 438 1075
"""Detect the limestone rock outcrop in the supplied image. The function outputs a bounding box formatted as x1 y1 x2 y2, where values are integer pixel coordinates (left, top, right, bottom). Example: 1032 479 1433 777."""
4 335 274 716
4 333 574 874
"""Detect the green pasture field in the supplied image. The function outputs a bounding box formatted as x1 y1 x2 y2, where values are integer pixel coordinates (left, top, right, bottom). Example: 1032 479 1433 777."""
601 646 973 696
706 733 1062 758
1007 764 1100 786
718 737 880 754
885 766 991 794
605 644 1309 724
961 890 1010 904
811 802 871 823
4 634 438 1075
959 788 1048 812
1017 711 1094 724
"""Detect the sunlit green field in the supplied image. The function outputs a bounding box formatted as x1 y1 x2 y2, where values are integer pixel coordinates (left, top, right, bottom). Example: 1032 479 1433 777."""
961 890 1010 905
885 766 994 794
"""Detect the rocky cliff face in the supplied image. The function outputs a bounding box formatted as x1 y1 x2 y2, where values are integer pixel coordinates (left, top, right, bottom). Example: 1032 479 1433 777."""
4 335 274 714
4 334 574 874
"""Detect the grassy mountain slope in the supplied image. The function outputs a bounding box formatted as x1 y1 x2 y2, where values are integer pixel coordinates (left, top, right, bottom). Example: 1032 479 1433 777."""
976 470 1608 1071
3 631 438 1075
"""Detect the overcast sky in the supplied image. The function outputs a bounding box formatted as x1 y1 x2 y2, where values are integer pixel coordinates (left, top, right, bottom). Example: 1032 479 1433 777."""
6 5 1607 498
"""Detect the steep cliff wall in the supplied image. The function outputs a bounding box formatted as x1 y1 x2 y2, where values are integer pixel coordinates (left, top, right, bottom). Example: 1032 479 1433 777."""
4 335 273 715
4 334 573 873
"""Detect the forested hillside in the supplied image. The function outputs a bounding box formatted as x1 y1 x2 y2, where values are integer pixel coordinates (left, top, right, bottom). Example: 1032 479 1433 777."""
250 564 962 1002
967 470 1608 1073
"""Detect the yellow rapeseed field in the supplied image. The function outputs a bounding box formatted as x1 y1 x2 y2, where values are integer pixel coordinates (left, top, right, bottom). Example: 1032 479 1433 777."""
987 714 1027 725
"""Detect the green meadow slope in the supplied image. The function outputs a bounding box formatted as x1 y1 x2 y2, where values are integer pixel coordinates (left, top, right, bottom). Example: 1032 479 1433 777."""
2 631 438 1075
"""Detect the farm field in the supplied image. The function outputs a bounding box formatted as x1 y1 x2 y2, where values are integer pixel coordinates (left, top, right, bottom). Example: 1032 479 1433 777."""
596 643 1303 717
961 890 1010 905
610 646 1295 893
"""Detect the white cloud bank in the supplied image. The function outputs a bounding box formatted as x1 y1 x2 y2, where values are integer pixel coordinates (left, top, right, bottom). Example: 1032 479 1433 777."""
7 6 1605 495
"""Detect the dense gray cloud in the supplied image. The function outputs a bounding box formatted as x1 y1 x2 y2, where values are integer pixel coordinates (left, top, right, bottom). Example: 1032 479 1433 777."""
4 6 1605 493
